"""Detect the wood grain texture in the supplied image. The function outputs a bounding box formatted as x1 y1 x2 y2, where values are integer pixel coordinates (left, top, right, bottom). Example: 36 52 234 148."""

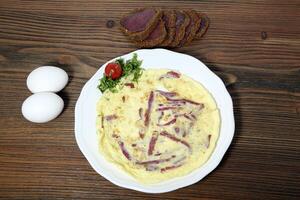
0 0 299 199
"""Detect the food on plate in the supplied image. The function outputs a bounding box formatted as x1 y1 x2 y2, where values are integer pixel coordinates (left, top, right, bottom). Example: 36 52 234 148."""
98 53 143 93
120 9 210 48
120 8 162 41
104 62 123 80
96 56 220 183
22 92 64 123
26 66 68 93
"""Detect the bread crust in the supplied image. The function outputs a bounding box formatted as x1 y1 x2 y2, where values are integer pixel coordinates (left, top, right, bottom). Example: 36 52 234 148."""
120 8 209 48
169 10 190 47
195 12 209 39
177 10 202 47
185 10 202 45
120 8 162 41
136 20 167 48
160 10 176 47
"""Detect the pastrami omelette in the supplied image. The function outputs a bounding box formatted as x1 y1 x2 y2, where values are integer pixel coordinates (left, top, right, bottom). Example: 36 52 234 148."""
96 69 220 184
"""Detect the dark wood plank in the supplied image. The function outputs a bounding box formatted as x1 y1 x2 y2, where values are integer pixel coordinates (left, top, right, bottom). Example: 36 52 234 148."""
0 0 299 199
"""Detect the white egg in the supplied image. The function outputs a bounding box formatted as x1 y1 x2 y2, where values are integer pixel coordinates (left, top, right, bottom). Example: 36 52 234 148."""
22 92 64 123
27 66 68 93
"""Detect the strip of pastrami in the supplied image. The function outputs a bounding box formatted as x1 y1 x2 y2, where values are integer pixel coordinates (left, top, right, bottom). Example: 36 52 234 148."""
158 111 164 123
160 164 183 173
118 141 131 160
182 130 187 137
156 89 204 108
156 106 177 111
139 130 145 139
206 134 212 148
160 131 191 149
190 113 197 120
138 108 143 120
148 132 158 156
159 71 181 80
167 71 181 78
144 91 154 127
136 155 176 165
168 101 186 107
166 97 203 106
124 83 135 88
104 114 118 121
174 127 180 134
183 113 193 121
155 90 177 98
101 115 104 129
157 118 177 126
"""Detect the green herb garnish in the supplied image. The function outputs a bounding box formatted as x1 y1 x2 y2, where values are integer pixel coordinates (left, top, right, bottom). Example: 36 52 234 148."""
98 75 119 93
97 53 143 93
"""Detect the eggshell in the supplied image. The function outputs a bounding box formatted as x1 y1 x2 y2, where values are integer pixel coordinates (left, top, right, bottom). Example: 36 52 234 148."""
22 92 64 123
27 66 68 93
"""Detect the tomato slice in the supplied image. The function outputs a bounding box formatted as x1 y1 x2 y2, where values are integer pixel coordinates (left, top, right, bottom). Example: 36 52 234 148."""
104 62 122 80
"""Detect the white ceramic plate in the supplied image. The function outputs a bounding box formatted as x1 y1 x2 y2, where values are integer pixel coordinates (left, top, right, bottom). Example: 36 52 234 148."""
75 49 234 193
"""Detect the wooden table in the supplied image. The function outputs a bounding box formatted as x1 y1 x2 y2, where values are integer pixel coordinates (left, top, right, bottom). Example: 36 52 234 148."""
0 0 299 199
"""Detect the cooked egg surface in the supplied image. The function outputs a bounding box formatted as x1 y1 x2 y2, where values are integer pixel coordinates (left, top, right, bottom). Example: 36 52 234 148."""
22 92 64 123
26 66 68 93
96 69 220 184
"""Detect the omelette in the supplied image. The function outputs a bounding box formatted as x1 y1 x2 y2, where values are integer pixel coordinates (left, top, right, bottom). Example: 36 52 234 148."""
96 69 220 184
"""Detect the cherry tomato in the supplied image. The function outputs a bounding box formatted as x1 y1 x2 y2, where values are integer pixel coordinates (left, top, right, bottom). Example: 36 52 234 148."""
104 62 122 80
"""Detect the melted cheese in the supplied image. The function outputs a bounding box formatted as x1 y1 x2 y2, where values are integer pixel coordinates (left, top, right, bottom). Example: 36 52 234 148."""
96 69 220 184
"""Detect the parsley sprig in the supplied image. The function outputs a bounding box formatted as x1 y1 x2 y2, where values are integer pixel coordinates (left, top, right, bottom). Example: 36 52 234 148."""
98 53 143 93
